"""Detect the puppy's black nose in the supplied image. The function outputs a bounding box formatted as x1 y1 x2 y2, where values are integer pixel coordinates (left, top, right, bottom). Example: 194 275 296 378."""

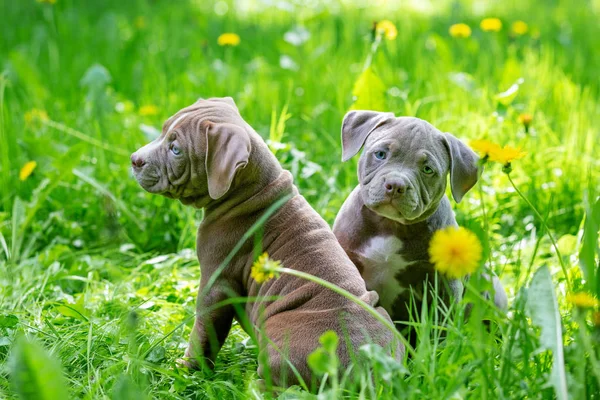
131 153 145 168
384 178 407 196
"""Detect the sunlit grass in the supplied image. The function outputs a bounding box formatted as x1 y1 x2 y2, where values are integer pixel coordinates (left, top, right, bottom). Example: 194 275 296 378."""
1 0 599 398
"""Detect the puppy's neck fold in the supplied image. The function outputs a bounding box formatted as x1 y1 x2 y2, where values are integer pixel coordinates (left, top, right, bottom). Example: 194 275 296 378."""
202 168 296 225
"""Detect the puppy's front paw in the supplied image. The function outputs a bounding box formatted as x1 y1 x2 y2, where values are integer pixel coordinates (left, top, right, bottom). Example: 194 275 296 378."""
176 350 215 374
176 357 200 370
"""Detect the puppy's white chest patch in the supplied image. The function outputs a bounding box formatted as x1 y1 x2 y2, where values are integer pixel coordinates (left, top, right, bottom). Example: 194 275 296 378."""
358 236 415 310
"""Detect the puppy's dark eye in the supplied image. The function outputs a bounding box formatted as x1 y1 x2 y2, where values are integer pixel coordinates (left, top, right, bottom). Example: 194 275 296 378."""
422 165 434 175
374 151 387 160
170 143 181 155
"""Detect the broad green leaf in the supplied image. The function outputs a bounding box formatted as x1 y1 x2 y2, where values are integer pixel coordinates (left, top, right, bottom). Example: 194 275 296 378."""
8 51 49 101
318 330 339 353
359 344 407 382
0 230 9 259
55 305 88 321
556 234 578 257
0 314 19 328
307 347 330 376
80 63 113 116
494 78 523 106
80 63 112 90
579 198 600 293
526 266 568 400
350 67 387 111
55 296 88 321
9 337 70 400
145 345 166 363
10 197 25 263
307 330 340 376
111 374 149 400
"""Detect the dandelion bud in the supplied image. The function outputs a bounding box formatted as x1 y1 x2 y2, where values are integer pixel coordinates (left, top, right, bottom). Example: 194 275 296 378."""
518 113 533 133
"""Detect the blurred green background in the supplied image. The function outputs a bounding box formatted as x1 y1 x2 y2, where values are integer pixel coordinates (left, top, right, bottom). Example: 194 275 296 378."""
1 0 599 398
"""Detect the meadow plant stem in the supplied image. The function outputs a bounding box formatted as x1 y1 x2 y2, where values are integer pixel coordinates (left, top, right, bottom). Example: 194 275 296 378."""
506 173 571 286
476 165 494 268
276 266 416 359
363 33 382 71
0 73 9 213
43 119 130 157
524 206 552 285
477 170 490 235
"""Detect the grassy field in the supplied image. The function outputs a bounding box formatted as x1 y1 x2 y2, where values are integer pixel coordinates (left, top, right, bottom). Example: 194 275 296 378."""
1 0 599 398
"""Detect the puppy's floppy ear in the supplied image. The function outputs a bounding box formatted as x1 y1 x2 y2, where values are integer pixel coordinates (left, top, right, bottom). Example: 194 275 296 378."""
341 110 395 162
205 122 251 200
443 133 480 203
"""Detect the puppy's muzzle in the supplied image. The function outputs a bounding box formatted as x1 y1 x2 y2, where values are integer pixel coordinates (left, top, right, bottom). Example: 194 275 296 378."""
131 152 146 169
383 175 410 199
131 151 161 190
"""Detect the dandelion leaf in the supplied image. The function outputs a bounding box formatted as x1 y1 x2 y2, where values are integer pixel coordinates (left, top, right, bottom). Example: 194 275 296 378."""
579 198 600 292
307 330 340 376
350 67 387 111
9 337 70 400
0 314 18 328
526 266 568 400
494 77 523 106
80 63 112 89
112 374 149 400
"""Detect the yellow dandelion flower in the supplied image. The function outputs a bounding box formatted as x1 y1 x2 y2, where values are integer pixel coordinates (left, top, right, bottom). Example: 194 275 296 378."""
429 227 482 279
449 23 472 38
217 33 241 47
36 0 57 4
488 145 527 166
567 292 599 309
480 18 502 32
376 20 398 40
24 109 49 126
470 139 501 160
511 21 528 35
19 161 37 181
139 105 159 116
251 253 281 284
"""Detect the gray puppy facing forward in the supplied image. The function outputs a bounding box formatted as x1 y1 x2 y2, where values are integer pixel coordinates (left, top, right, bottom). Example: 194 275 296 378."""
131 98 403 389
333 111 507 333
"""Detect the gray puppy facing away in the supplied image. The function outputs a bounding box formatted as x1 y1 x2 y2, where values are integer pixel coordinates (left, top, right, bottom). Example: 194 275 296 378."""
333 111 507 334
131 98 403 389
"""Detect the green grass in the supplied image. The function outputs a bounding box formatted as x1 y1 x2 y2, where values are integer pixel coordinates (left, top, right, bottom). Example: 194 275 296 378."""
1 0 599 398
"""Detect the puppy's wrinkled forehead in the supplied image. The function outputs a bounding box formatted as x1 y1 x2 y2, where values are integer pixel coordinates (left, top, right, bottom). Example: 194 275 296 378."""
161 98 245 136
365 117 448 159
